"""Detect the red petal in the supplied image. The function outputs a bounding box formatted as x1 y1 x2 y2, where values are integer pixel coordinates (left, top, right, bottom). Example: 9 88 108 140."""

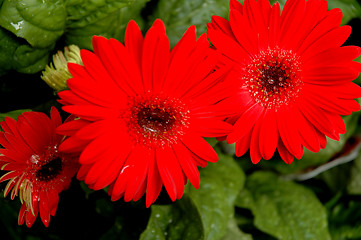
250 113 264 164
172 143 200 189
292 107 322 153
146 152 163 207
125 20 144 67
181 134 218 163
39 192 50 227
156 147 185 201
259 109 279 160
298 99 340 140
227 103 264 144
229 9 258 55
235 130 252 157
18 204 27 226
56 118 91 137
230 0 243 11
277 137 294 164
276 106 303 159
190 118 232 138
207 20 249 63
123 147 151 202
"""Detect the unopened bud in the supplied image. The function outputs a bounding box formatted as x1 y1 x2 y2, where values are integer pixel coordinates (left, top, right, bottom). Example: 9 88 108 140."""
41 45 82 92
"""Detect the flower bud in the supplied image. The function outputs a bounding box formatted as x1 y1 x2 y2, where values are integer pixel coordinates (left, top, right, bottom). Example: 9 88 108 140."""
41 45 82 92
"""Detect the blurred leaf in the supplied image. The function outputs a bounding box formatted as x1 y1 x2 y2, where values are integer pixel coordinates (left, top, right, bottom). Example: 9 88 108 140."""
0 109 32 122
328 198 361 240
205 137 218 147
347 153 361 195
327 0 361 25
0 0 66 48
236 171 331 240
222 218 253 240
140 196 204 240
64 0 136 49
151 0 229 47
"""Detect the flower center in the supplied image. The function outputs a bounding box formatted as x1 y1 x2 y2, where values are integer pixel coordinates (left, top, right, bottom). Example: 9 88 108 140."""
35 157 63 182
136 106 176 133
25 145 76 190
128 94 189 148
244 48 302 109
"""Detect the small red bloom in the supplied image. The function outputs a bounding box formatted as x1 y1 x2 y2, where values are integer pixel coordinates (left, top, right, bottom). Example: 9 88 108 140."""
57 19 235 207
0 108 78 227
208 0 361 164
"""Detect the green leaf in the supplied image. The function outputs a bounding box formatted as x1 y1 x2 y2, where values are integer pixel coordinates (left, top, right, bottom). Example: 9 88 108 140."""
13 43 54 74
328 198 361 240
0 27 19 76
64 0 136 49
0 0 66 48
0 109 32 123
65 0 133 28
140 196 205 240
237 171 331 240
151 0 229 47
222 218 253 240
188 152 245 240
347 153 361 195
327 0 361 25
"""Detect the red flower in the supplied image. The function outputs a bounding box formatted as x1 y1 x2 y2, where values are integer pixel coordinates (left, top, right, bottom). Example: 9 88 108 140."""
0 107 78 227
208 0 361 164
57 19 235 206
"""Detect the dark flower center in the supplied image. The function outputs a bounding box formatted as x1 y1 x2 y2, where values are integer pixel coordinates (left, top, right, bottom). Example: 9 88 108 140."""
128 95 189 148
245 48 302 109
137 106 176 133
36 157 63 182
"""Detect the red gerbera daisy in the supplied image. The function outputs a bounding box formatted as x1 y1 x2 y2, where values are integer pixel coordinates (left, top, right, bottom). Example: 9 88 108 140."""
207 0 361 164
0 107 78 227
57 19 235 206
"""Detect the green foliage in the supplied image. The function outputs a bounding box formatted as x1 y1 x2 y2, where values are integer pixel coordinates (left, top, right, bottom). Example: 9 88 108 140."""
13 44 55 74
0 0 66 48
327 0 361 25
140 196 205 240
327 196 361 240
236 172 331 240
0 26 53 75
64 0 139 49
222 218 253 240
0 28 18 75
150 0 229 47
347 154 361 195
0 0 138 74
